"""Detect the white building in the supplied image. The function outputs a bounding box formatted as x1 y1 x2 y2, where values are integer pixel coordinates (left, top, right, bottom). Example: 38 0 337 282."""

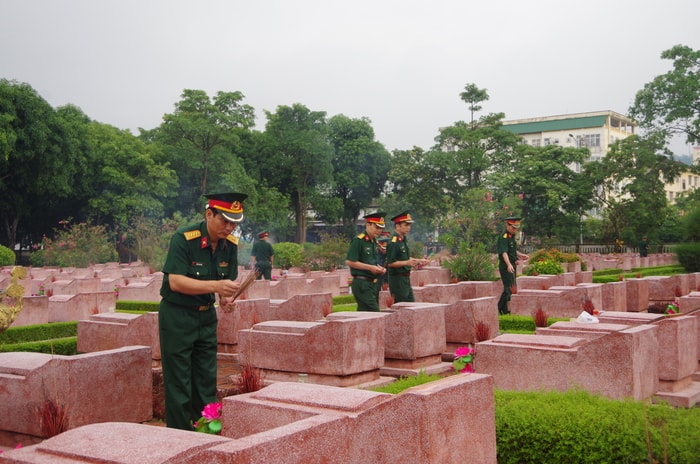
502 110 700 204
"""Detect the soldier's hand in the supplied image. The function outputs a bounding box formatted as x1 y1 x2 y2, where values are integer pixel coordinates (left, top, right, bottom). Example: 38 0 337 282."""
217 279 241 297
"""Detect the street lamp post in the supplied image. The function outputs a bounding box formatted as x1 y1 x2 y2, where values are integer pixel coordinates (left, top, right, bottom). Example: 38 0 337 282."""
569 134 584 249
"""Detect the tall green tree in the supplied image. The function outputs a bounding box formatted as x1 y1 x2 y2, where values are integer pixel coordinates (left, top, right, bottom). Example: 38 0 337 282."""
585 134 682 243
459 83 489 128
327 114 390 235
432 114 520 192
85 122 177 226
629 44 700 145
489 143 593 240
262 104 334 243
154 89 256 214
0 80 82 247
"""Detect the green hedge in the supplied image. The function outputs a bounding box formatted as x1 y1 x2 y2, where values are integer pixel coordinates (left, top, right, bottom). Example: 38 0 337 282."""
0 322 78 355
0 321 77 344
332 295 356 306
0 337 77 355
116 301 160 312
675 242 700 273
498 315 567 332
592 265 686 284
496 389 700 464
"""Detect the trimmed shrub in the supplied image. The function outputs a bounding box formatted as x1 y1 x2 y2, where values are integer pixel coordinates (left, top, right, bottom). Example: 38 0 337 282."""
675 243 700 273
272 242 304 269
116 301 160 312
443 242 497 281
0 245 15 266
0 322 77 345
0 337 77 355
523 259 565 276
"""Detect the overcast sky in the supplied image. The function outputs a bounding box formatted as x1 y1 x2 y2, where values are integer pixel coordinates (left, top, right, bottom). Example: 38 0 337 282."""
1 0 698 155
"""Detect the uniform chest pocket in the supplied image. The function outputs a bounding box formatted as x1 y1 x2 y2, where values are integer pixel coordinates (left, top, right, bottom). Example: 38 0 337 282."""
188 262 209 278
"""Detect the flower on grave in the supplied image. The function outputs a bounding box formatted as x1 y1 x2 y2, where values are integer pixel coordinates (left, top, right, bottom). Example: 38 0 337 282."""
665 303 679 315
193 402 222 434
453 346 476 374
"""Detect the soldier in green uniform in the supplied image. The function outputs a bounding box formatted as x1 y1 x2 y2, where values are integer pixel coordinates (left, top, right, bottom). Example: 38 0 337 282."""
497 216 529 315
386 211 428 303
250 231 274 280
638 236 649 258
158 192 247 430
345 212 387 311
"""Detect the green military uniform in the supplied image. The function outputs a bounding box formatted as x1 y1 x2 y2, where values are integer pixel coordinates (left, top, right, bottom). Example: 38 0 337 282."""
346 232 381 311
387 232 414 302
497 217 520 315
251 231 274 280
639 237 649 258
159 205 241 430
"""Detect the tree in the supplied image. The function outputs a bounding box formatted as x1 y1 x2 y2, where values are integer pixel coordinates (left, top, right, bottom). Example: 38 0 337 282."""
84 122 177 226
0 80 81 247
459 83 489 128
489 143 593 240
327 114 391 235
585 134 682 243
629 44 700 145
154 89 256 214
262 104 334 243
432 114 520 192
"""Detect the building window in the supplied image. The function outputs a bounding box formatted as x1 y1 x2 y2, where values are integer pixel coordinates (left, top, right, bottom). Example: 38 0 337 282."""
544 138 551 146
582 134 600 147
531 139 541 147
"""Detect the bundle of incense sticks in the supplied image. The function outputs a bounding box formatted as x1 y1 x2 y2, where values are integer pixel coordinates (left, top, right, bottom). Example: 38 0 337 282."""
231 270 261 301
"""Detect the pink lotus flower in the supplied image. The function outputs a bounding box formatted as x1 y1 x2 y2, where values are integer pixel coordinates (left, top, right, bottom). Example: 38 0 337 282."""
453 346 476 373
193 402 223 434
201 402 221 420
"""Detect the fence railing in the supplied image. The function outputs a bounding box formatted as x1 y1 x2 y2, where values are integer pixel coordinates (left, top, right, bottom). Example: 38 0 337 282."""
519 244 677 255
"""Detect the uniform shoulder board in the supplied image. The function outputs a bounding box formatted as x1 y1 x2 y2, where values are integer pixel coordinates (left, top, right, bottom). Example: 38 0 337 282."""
226 235 239 245
357 233 366 239
503 233 509 238
391 236 398 243
184 230 202 241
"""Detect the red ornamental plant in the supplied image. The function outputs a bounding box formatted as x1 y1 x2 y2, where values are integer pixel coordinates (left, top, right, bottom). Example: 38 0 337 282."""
582 298 595 315
36 399 67 438
322 302 332 317
533 308 548 328
236 363 264 394
385 294 395 307
510 284 518 295
474 321 491 342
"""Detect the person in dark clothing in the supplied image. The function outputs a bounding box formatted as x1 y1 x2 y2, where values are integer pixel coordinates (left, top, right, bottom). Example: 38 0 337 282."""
250 231 274 280
497 216 529 315
639 236 649 258
345 212 387 311
158 192 246 430
386 211 428 303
